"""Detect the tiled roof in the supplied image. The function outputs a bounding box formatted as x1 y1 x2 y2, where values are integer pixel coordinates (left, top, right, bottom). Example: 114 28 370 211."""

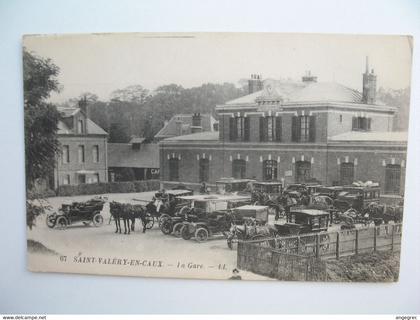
155 114 216 138
58 107 79 117
108 143 159 168
57 119 107 135
329 131 408 142
163 131 219 141
224 81 384 106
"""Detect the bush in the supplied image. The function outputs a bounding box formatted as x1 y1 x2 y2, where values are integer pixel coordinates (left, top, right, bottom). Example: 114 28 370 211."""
107 181 136 194
57 179 160 196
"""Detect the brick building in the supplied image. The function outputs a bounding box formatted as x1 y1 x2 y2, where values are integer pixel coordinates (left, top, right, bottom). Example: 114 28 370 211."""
108 138 160 181
159 60 407 201
53 103 108 188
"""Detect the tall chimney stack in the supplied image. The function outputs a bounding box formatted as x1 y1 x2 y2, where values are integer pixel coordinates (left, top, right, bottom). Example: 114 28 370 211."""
248 74 263 94
362 56 377 104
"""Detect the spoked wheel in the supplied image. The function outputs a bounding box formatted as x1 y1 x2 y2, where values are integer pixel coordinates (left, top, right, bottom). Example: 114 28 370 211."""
56 216 68 230
145 214 154 229
172 223 183 237
158 214 170 227
227 234 237 250
195 228 209 242
46 214 56 228
181 225 192 240
92 213 104 227
160 220 173 235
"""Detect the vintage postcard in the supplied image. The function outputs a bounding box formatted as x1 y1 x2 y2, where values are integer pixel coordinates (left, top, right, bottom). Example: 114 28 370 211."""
24 33 412 281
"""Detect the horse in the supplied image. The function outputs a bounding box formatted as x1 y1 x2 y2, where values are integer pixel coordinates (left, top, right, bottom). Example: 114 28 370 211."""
227 222 277 249
109 201 149 234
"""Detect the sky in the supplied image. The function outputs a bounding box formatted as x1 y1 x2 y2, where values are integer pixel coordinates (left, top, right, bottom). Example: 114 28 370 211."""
23 32 413 103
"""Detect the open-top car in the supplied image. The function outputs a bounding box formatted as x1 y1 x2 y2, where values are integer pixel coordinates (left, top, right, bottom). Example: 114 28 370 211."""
46 196 106 229
215 178 255 195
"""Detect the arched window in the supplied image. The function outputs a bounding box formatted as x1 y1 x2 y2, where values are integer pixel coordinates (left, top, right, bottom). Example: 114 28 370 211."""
263 160 277 181
385 164 401 194
199 158 210 182
295 161 311 183
232 159 246 179
340 162 354 185
168 158 179 181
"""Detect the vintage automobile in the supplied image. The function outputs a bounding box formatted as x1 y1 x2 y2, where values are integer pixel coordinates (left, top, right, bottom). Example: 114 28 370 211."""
215 178 255 194
312 186 344 199
46 197 106 229
176 194 252 241
274 208 330 236
253 181 283 198
334 185 381 212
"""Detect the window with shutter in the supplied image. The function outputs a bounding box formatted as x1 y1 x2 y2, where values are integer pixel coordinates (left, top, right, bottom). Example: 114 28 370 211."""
263 160 278 181
291 116 300 142
232 159 246 179
275 117 282 141
169 158 179 181
259 117 265 142
244 117 250 141
309 115 316 142
229 117 236 141
199 158 210 182
385 164 401 194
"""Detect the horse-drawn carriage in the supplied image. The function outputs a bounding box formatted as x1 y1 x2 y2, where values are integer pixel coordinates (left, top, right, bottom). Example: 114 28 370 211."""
172 194 252 242
215 178 255 195
46 197 106 229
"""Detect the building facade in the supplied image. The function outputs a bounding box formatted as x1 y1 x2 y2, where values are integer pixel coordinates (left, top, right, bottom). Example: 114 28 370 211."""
54 105 108 188
159 61 407 201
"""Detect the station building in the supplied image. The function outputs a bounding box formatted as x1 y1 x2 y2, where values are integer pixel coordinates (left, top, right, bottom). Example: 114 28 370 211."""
159 61 407 202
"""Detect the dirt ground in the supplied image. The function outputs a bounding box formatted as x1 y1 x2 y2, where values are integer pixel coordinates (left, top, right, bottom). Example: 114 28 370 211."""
27 191 271 281
326 251 400 282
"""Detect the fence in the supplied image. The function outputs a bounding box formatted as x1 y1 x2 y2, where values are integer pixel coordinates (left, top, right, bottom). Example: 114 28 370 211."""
237 223 402 280
237 242 327 281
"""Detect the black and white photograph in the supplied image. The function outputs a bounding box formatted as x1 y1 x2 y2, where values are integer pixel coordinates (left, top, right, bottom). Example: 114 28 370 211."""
24 32 412 282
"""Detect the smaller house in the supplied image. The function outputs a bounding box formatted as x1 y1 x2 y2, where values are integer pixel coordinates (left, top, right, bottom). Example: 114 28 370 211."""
154 113 218 141
54 103 108 188
108 138 160 181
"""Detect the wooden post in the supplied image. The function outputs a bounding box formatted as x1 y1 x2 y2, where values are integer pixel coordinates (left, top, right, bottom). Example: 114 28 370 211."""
355 229 359 255
315 234 320 258
336 232 340 260
373 226 377 252
391 224 395 252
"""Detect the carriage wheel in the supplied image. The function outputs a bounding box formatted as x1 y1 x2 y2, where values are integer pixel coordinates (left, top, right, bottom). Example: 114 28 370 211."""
172 223 183 237
92 213 104 227
158 214 170 227
46 214 56 228
160 220 173 235
195 228 209 242
56 216 68 230
145 214 154 229
181 225 192 240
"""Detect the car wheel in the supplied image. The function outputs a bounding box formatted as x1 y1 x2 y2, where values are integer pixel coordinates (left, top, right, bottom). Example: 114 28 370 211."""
173 223 183 237
56 216 68 230
181 225 192 240
92 213 104 227
158 214 170 227
160 220 173 235
195 228 209 242
46 214 56 228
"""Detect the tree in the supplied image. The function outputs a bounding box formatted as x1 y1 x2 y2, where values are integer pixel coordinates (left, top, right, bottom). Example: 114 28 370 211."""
377 87 411 131
23 48 62 229
110 85 149 104
23 48 61 189
109 122 130 143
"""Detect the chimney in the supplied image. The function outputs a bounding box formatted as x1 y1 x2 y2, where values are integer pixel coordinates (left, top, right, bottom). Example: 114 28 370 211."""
362 56 377 104
175 118 183 136
248 74 263 94
191 113 202 134
78 96 89 134
302 70 317 83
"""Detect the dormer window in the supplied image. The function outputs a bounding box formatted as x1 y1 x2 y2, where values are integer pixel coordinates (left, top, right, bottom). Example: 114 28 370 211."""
352 116 371 131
